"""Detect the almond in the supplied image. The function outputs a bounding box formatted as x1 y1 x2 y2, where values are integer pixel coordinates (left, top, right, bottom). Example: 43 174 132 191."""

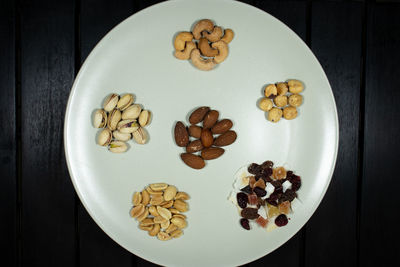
214 130 237 146
174 121 189 147
186 140 204 153
189 106 210 124
211 119 233 134
201 147 225 160
180 153 205 169
188 125 202 138
200 129 213 148
203 110 219 129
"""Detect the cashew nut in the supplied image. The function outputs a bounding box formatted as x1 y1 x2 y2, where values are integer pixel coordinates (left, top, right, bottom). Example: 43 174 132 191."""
202 26 223 42
221 29 234 44
175 41 196 60
190 49 216 71
211 40 229 63
174 32 193 51
192 19 214 40
198 37 218 57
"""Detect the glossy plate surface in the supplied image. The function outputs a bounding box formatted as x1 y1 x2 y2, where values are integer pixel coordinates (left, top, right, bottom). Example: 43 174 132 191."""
64 0 338 266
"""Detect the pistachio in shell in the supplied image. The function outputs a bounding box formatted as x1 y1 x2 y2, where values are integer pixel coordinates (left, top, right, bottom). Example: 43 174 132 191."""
103 93 119 112
122 104 142 120
93 109 107 128
117 94 134 111
117 120 140 134
97 128 112 146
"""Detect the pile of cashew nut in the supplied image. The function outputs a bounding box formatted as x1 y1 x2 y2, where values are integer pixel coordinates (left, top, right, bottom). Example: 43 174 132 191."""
174 19 234 71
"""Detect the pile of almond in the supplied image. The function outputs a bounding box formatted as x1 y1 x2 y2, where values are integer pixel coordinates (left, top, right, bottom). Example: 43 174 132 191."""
174 106 237 169
130 183 189 241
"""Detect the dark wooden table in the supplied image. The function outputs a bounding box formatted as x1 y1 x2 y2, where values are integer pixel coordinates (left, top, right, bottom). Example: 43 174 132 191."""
1 0 399 266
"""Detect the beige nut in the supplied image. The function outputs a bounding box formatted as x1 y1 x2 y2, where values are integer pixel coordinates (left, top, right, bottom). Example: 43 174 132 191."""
149 223 161 236
164 185 177 201
264 84 278 98
190 49 216 71
171 217 187 229
157 206 172 220
202 26 223 42
198 37 218 57
130 204 145 218
150 183 168 191
267 107 283 123
140 218 154 226
170 229 183 238
146 187 163 196
173 199 188 212
288 94 303 107
169 208 181 214
154 216 167 224
161 200 174 209
221 29 234 44
150 195 164 206
274 95 288 107
139 224 153 231
288 79 304 93
283 106 298 120
157 231 171 241
149 206 160 217
174 31 193 51
192 19 214 39
172 214 186 220
258 98 273 111
211 40 229 64
136 207 149 222
175 41 197 60
276 82 289 95
160 219 170 230
165 223 178 234
132 192 142 206
174 192 190 201
141 190 150 206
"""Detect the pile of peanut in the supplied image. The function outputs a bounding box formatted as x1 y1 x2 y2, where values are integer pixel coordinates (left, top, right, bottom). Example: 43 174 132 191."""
258 80 304 123
130 183 189 241
174 19 234 71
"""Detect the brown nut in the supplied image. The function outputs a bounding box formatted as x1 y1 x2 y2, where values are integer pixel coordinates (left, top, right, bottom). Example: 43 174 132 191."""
165 224 178 234
258 98 273 111
288 79 304 93
181 153 206 169
288 94 303 107
203 110 219 129
170 229 183 238
174 199 188 212
130 204 145 218
213 130 237 146
169 208 181 214
267 107 282 123
174 32 194 51
141 190 150 206
149 223 161 236
264 84 278 99
221 29 234 44
139 224 153 231
273 166 287 180
164 185 177 201
211 119 233 134
274 95 288 107
150 195 164 206
172 214 187 220
174 121 189 147
189 106 210 124
283 106 298 120
175 192 190 201
192 19 214 40
171 217 187 229
201 147 225 160
186 140 204 153
188 125 202 138
157 206 172 220
174 41 197 60
136 207 149 222
140 218 154 227
198 37 218 57
150 183 168 191
132 192 142 206
161 200 174 209
154 216 167 224
146 187 163 196
276 82 289 95
157 231 171 241
200 129 214 148
211 40 229 64
202 26 223 42
149 206 159 217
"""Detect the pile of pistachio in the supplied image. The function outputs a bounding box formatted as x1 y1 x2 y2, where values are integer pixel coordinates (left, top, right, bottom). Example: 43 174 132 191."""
93 93 151 153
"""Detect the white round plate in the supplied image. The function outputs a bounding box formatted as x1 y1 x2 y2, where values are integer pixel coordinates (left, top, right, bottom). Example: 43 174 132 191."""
64 0 338 266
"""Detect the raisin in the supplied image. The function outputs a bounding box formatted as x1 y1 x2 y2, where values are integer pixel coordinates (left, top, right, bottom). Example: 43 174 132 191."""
271 180 283 193
240 218 250 230
275 214 288 227
262 176 273 183
248 163 260 174
262 168 273 177
253 187 266 197
241 208 259 220
289 175 301 191
266 192 281 206
287 171 293 177
261 160 274 169
279 189 297 203
236 192 248 209
240 185 252 194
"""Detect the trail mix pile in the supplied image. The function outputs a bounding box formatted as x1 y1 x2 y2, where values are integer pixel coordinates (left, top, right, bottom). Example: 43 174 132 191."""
235 161 302 230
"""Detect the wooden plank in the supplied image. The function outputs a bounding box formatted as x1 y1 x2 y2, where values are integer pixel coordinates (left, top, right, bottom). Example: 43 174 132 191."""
20 0 76 266
0 0 17 266
248 1 307 266
360 2 400 267
305 2 363 267
78 1 135 266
